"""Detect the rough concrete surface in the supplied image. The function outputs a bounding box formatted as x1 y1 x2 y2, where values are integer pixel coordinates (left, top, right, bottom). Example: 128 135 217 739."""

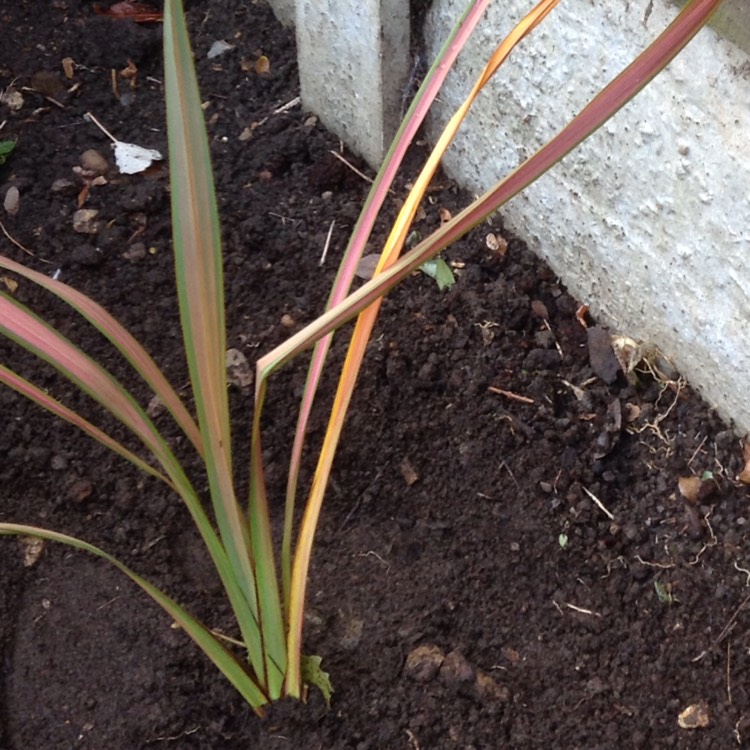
266 0 294 26
295 0 410 167
423 1 750 433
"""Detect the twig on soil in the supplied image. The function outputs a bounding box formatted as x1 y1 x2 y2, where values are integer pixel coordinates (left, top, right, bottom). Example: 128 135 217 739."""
727 642 733 705
0 219 36 257
488 386 535 404
358 550 390 572
328 149 373 184
273 96 301 115
734 561 750 586
543 319 564 358
406 729 422 750
500 460 520 491
145 725 200 744
554 600 602 618
582 486 614 520
687 434 708 468
692 590 750 662
634 554 675 569
319 219 335 265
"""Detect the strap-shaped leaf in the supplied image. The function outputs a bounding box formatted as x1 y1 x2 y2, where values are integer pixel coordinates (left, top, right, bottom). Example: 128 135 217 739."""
0 523 270 714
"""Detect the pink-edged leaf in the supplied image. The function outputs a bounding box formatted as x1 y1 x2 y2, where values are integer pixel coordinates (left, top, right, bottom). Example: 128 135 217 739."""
260 0 723 379
0 255 202 456
163 0 286 696
0 294 179 470
280 0 498 610
0 364 171 487
283 0 563 695
0 523 270 714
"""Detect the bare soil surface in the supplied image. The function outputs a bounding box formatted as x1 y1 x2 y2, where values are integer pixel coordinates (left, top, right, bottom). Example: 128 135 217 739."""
2 2 750 748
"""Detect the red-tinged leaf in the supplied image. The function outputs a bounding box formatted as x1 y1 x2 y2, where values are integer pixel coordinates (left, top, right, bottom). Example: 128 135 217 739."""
279 0 498 621
0 364 171 488
0 254 202 457
94 2 163 21
0 523 270 714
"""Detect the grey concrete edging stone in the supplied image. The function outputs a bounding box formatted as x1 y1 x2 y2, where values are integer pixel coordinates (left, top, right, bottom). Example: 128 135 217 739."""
266 0 750 434
295 0 410 167
423 0 750 433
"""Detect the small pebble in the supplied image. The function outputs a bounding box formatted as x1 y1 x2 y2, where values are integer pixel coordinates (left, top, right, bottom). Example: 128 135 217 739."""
404 644 444 684
72 208 100 234
80 149 109 175
4 185 19 215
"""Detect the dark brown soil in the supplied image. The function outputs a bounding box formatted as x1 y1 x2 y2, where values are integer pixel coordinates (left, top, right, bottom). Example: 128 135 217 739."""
2 2 750 748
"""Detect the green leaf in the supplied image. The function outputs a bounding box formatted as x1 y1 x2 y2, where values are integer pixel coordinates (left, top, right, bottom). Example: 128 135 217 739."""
654 579 676 605
419 257 456 291
300 654 334 708
0 140 16 165
0 523 270 713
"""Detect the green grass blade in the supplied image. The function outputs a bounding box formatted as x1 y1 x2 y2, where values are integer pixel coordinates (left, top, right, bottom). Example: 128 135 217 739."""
163 0 285 695
0 523 270 714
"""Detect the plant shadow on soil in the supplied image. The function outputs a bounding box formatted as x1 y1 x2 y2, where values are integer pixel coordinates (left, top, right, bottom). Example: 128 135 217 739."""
1 2 750 748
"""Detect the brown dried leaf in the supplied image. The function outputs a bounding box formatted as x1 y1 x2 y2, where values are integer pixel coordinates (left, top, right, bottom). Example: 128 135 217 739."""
485 232 508 256
438 207 452 224
62 57 75 80
226 348 253 389
1 276 18 294
255 55 270 75
678 476 702 504
738 438 750 484
400 457 419 486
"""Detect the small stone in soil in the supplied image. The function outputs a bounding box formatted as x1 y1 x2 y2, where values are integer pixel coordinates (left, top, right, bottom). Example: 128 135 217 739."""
80 149 109 175
72 209 100 235
404 644 445 683
440 650 475 689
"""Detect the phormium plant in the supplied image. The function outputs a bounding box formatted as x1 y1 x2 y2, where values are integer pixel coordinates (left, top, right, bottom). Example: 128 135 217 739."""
0 0 722 714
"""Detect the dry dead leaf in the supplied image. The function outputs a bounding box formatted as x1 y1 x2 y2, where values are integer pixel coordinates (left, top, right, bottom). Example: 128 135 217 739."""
1 275 18 294
739 438 750 484
20 536 45 568
120 59 138 87
400 457 419 486
94 1 163 22
677 702 710 730
255 55 270 75
438 207 452 224
678 476 702 504
486 232 507 256
62 57 75 80
0 87 24 111
226 348 253 389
